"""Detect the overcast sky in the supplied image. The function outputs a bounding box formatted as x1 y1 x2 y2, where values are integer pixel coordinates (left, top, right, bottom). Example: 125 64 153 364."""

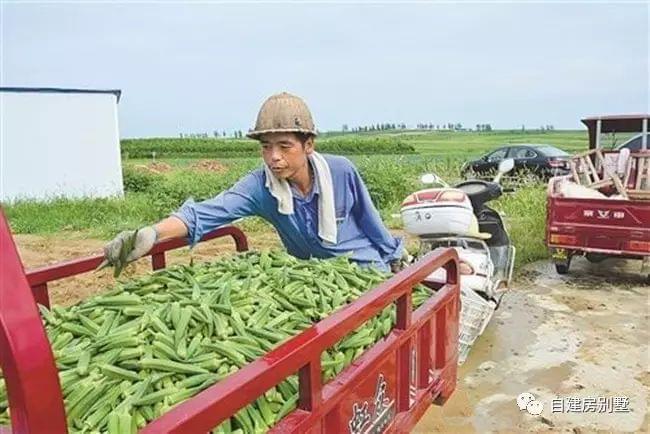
1 1 648 137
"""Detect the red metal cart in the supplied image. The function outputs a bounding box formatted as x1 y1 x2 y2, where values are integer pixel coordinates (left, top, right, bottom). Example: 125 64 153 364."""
546 114 650 274
0 208 460 434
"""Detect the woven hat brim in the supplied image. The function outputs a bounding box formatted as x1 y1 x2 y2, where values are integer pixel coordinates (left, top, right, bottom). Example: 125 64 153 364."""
247 128 318 139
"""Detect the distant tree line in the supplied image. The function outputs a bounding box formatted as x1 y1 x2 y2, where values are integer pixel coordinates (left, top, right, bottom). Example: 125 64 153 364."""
179 122 556 138
179 130 246 139
518 125 556 133
342 123 408 133
475 124 493 132
416 123 468 131
341 122 494 132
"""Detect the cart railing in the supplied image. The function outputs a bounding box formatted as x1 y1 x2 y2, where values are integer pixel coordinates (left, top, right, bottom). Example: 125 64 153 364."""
141 248 459 434
24 226 249 308
1 205 459 434
1 209 68 434
1 209 249 434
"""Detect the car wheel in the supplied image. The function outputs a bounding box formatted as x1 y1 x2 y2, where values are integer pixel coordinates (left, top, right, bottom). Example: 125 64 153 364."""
461 166 475 179
542 169 554 182
585 253 608 263
512 167 532 186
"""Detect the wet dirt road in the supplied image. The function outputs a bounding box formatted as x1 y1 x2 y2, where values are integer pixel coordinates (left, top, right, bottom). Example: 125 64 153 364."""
414 257 649 433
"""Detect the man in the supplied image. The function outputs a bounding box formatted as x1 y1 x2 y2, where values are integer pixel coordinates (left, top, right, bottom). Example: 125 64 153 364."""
104 92 404 272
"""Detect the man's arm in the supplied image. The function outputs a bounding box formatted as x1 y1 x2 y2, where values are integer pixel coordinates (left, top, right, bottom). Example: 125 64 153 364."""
348 165 405 263
104 172 262 264
171 173 260 247
153 215 189 240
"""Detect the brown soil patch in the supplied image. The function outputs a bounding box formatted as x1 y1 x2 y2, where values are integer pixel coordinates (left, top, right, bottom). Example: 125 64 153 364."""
133 162 173 174
13 228 411 307
635 371 650 389
14 229 282 307
191 159 227 172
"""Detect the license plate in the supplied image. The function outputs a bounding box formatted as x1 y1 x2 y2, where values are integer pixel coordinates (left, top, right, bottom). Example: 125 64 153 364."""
552 248 567 260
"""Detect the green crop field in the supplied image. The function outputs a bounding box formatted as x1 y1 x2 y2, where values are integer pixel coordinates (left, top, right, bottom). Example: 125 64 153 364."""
4 129 595 268
123 130 589 160
402 130 587 156
121 136 415 159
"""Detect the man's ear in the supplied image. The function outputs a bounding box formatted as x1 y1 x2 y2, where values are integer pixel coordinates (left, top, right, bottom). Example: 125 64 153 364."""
304 137 315 154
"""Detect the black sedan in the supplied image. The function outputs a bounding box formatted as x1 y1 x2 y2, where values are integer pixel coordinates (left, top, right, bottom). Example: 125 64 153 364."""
461 144 570 180
616 133 649 152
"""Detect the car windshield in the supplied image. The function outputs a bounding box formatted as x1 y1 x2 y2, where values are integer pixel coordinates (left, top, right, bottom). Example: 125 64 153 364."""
534 146 568 157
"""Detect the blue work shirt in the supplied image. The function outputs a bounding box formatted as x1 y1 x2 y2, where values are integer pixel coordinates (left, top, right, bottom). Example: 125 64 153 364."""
172 154 404 271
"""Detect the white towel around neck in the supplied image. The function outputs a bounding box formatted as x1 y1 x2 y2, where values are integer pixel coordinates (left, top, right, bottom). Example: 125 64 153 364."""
264 152 337 244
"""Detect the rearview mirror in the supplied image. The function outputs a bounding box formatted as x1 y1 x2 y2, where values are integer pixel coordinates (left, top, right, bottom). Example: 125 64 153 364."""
498 158 515 174
420 173 438 185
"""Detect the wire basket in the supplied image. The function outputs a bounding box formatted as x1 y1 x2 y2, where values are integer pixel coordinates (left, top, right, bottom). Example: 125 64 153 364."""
458 287 496 364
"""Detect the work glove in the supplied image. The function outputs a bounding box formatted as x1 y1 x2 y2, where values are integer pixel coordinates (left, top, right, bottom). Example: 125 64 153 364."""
390 251 414 273
101 226 158 277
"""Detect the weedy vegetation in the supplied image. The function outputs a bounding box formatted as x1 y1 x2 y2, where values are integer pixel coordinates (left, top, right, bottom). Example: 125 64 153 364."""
4 130 585 269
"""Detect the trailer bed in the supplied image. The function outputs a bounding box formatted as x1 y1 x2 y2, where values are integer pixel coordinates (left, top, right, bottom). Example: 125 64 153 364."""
0 209 460 433
546 176 650 258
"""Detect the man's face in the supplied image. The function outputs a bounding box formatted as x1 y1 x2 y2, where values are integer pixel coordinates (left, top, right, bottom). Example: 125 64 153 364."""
259 132 314 180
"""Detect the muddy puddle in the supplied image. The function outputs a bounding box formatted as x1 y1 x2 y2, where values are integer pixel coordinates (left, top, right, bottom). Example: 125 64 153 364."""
414 257 649 433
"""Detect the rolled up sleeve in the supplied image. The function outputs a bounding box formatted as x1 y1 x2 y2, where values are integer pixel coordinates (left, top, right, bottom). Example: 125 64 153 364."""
172 173 260 247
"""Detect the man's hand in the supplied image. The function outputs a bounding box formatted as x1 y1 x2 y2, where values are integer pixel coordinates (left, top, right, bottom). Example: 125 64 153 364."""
390 251 414 273
103 226 157 275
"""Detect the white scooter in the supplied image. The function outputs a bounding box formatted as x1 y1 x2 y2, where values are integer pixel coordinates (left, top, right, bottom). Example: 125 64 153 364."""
400 159 516 364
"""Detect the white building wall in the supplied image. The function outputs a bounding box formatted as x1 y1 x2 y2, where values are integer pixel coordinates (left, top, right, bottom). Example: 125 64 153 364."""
0 91 124 202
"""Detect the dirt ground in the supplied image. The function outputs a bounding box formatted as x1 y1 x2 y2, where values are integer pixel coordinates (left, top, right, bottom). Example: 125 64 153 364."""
14 231 284 306
12 233 649 433
415 257 649 433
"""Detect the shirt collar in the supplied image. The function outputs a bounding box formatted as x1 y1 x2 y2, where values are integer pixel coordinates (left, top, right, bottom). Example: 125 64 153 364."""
290 159 319 201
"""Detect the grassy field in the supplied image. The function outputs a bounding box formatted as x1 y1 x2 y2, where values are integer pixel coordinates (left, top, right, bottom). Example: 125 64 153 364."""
398 130 587 156
126 130 589 162
4 129 581 268
121 136 415 158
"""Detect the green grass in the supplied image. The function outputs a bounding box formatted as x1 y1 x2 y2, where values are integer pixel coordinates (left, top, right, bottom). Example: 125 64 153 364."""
5 194 160 239
403 130 587 158
121 136 415 159
4 130 566 267
491 186 548 266
125 130 590 171
127 157 260 169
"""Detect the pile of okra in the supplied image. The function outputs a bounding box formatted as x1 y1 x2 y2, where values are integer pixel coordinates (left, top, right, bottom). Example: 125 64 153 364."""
0 251 434 433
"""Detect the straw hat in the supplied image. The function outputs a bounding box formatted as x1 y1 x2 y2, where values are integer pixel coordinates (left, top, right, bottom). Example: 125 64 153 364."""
247 92 317 139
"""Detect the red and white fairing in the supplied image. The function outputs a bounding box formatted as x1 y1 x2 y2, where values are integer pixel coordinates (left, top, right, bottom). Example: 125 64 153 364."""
400 188 474 237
